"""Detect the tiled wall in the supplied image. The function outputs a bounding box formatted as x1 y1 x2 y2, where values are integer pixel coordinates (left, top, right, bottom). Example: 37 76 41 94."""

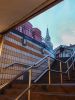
0 32 49 80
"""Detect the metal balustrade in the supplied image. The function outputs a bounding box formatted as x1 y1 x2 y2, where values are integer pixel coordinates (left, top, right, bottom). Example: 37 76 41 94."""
0 63 30 86
0 52 75 100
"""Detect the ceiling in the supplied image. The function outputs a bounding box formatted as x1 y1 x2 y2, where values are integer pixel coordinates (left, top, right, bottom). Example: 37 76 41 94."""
0 0 63 34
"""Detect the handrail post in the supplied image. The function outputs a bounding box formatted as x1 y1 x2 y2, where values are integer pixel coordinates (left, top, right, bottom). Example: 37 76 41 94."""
72 57 74 70
48 56 51 85
73 56 75 70
0 68 2 85
28 69 32 100
67 62 70 80
59 62 63 84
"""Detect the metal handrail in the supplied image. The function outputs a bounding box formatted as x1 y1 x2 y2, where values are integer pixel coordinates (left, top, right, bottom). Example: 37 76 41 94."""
14 52 75 99
1 55 49 70
33 51 74 66
2 51 75 71
0 66 32 90
4 62 31 69
0 55 50 89
1 51 74 84
0 55 57 93
35 56 75 76
65 58 75 73
50 54 75 74
31 52 75 84
33 55 49 66
50 56 65 63
33 68 66 83
65 52 75 63
31 51 75 70
34 69 49 83
33 57 75 83
50 51 75 64
15 87 30 100
0 51 74 82
0 53 74 100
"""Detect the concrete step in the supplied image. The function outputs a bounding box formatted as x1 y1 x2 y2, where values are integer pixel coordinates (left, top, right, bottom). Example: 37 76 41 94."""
30 92 75 100
5 88 24 98
0 95 13 100
31 84 75 94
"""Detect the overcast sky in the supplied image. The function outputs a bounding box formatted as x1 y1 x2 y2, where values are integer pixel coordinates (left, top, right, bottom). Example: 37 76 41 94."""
29 0 75 48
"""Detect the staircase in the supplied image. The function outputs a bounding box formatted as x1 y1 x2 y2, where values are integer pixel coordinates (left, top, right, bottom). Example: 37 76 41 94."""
0 54 75 100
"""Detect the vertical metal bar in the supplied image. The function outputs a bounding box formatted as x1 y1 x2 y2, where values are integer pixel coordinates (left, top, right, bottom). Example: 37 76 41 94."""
67 62 70 80
72 57 74 70
60 62 63 84
72 59 74 70
1 68 3 85
48 57 51 85
28 69 32 100
0 68 2 85
73 54 75 70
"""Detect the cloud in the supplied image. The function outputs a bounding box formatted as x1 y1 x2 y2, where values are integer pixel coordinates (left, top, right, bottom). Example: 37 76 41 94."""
61 32 75 45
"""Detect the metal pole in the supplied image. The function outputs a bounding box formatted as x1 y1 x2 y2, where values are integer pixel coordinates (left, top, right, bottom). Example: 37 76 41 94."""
72 57 74 70
48 57 51 85
28 69 32 100
60 62 63 84
67 62 70 80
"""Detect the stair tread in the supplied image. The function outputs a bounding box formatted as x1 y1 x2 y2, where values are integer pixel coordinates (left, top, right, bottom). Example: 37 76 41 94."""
4 82 29 97
31 92 75 100
31 84 75 93
0 95 13 100
31 92 75 96
32 83 75 86
5 88 24 93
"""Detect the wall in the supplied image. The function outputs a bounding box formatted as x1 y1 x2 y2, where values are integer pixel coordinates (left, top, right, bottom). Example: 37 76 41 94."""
0 31 49 80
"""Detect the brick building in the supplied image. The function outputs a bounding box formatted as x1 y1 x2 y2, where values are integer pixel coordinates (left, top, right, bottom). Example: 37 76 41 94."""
0 22 51 80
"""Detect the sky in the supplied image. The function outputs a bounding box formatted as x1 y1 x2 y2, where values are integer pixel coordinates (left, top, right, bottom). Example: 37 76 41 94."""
29 0 75 49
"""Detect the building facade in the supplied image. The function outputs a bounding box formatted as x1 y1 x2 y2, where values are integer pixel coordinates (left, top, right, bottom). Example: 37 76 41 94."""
54 45 74 58
0 22 52 80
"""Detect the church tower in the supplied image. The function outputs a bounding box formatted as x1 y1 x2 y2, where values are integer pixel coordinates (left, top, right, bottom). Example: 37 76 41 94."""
45 28 53 50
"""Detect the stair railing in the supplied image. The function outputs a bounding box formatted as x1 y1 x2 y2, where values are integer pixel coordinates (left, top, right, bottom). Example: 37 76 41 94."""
49 52 75 84
22 53 75 99
0 52 75 100
16 52 75 100
0 54 50 88
33 51 75 84
0 55 50 100
62 52 75 82
0 63 31 86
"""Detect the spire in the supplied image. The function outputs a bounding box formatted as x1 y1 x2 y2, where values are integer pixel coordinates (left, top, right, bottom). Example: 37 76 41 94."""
45 28 50 41
45 28 53 50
